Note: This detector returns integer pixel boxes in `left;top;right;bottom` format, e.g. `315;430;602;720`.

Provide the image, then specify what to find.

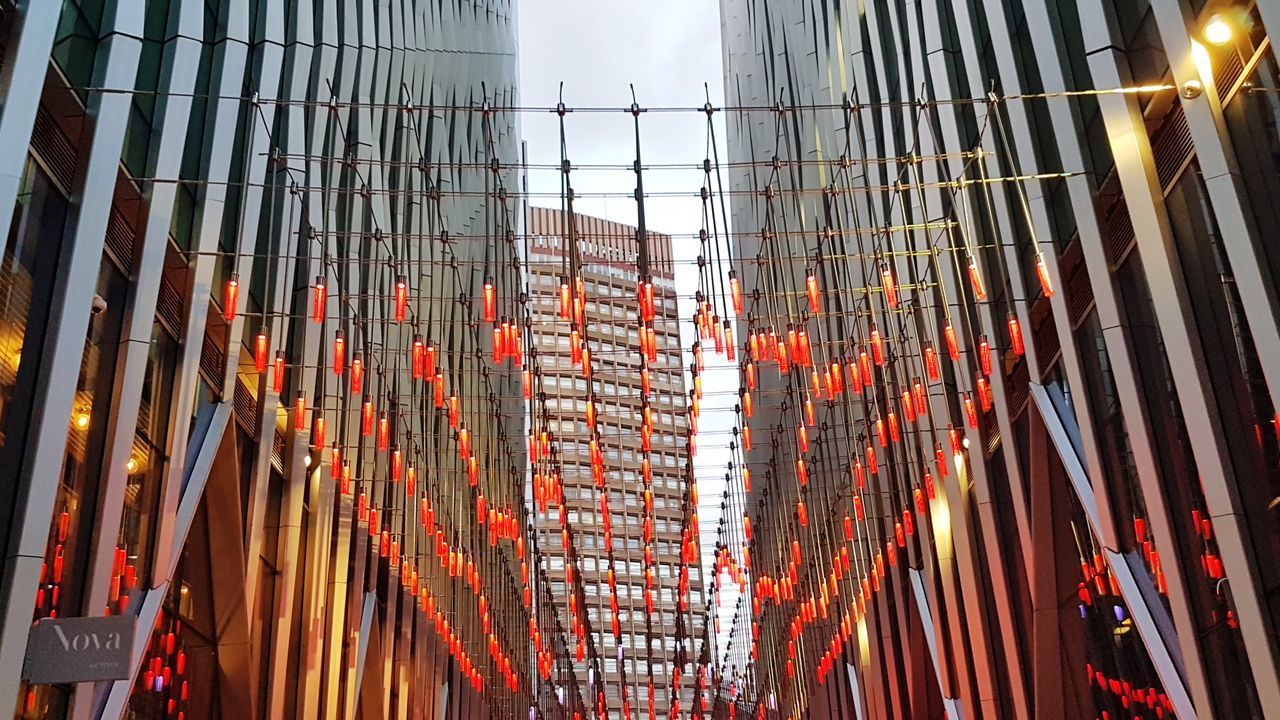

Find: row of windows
545;552;696;577
529;268;679;298
541;397;683;425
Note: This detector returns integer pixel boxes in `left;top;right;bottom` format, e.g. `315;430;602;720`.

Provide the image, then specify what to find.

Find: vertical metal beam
1017;0;1219;709
76;15;204;719
1081;3;1280;705
1147;2;1280;420
0;2;142;712
0;0;60;243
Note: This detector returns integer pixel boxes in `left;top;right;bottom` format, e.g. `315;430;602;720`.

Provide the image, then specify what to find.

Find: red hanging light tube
1008;314;1025;356
964;393;979;429
350;352;364;394
332;330;345;376
924;342;940;382
870;324;885;366
483;276;496;323
223;273;239;323
944;321;960;361
806;269;821;313
254;328;269;373
395;275;408;322
977;374;992;412
1035;252;1055;297
913;379;928;417
559;276;571;320
967;257;986;301
311;275;326;323
413;335;426;379
881;263;898;308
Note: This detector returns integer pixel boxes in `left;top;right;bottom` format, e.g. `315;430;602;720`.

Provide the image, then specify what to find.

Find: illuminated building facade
0;1;529;718
525;208;705;719
718;0;1280;717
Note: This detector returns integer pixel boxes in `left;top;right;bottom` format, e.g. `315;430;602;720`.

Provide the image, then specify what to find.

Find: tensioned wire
68;84;1177;110
114;171;1080;196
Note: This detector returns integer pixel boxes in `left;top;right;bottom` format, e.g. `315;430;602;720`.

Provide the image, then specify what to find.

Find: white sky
517;1;746;669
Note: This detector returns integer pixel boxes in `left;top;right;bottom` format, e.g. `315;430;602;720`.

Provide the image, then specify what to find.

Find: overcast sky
517;1;745;666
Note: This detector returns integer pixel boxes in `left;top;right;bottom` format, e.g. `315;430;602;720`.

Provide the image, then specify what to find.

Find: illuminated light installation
923;342;940;382
684;83;1186;719
273;352;285;394
881;263;898;307
350;352;364;394
394;275;408;322
1036;252;1055;297
944;321;960;361
332;330;345;375
10;51;1230;719
311;275;326;323
979;334;993;376
1008;314;1025;356
255;328;268;373
223;273;239;322
967;256;986;300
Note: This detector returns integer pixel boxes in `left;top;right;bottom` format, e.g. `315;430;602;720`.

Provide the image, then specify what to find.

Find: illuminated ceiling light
126;457;140;474
1203;14;1234;46
73;411;91;430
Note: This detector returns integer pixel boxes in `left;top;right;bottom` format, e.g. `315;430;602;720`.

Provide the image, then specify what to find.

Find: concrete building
525;207;704;719
718;0;1280;718
0;1;527;718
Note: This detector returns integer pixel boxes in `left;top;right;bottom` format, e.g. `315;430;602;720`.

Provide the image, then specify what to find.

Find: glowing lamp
254;328;268;373
223;273;239;322
1204;14;1234;46
311;276;326;323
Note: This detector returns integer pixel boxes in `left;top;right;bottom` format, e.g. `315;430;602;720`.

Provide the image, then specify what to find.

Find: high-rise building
524;207;704;719
0;2;529;718
717;0;1280;718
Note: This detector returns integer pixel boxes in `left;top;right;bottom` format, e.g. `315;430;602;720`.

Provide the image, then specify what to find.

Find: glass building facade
717;0;1280;718
0;1;527;718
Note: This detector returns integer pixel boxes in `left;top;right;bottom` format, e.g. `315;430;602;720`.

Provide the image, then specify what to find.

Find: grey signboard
22;615;136;684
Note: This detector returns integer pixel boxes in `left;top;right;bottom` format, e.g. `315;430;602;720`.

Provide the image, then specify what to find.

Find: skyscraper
525;207;704;719
717;0;1280;718
0;2;528;718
